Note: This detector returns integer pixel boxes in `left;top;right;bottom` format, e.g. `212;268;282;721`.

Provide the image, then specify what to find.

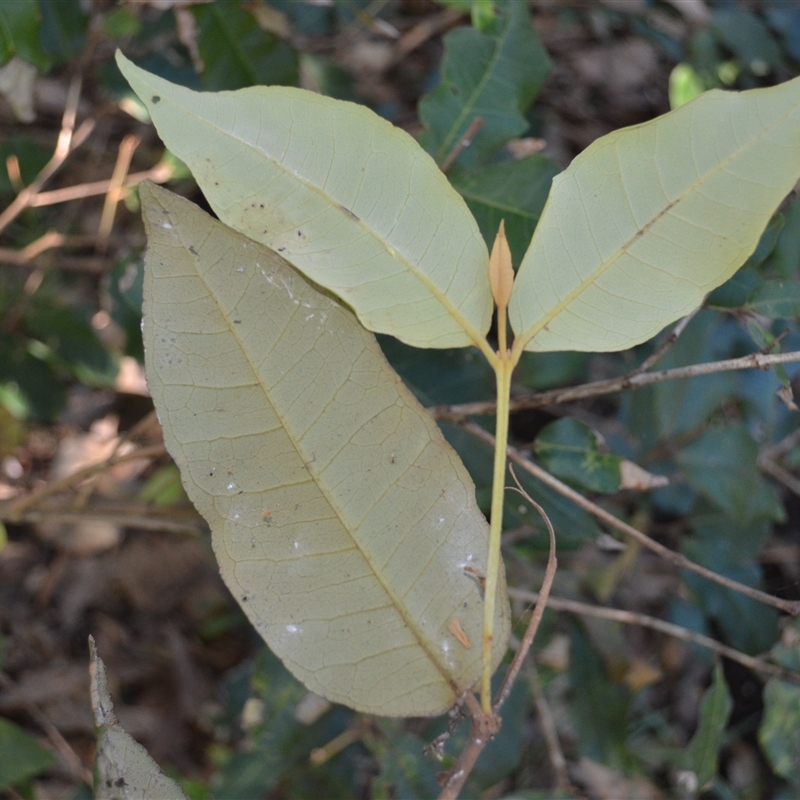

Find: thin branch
29;161;173;208
440;117;484;173
5;444;166;517
507;587;800;687
627;309;700;376
460;420;800;617
492;466;557;712
437;697;500;800
0;74;94;235
0;505;205;536
432;349;800;421
96;134;140;253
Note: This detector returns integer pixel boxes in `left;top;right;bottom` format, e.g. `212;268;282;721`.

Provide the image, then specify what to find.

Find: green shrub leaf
510;76;800;352
116;52;492;351
449;154;560;266
140;183;509;716
419;0;550;169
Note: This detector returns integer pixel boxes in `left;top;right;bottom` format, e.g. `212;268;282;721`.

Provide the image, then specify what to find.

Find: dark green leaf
770;198;800;279
743;212;785;270
37;0;88;64
0;334;65;421
759;679;800;786
568;623;632;771
0;717;55;791
193;3;297;90
534;418;621;494
26;306;118;387
620;311;738;451
682;535;779;655
367;721;441;800
747;280;800;318
107;259;144;361
0;0;48;69
713;8;783;73
515;350;590;392
706;268;763;309
0;137;51;199
419;0;550;168
449;154;560;265
679;424;785;525
684;664;732;790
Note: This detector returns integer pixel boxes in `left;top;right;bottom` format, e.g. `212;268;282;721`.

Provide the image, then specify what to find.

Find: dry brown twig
507;587;800;687
432;348;800;422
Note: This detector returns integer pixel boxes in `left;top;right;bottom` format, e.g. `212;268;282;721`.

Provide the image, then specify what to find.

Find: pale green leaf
140;183;509;717
89;637;188;800
117;52;492;351
509;76;800;353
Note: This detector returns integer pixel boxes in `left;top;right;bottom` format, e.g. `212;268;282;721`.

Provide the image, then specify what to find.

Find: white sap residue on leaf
305;313;315;322
434;516;446;530
293;540;300;550
227;482;237;491
236;266;244;274
233;513;240;520
286;624;299;633
160;221;173;229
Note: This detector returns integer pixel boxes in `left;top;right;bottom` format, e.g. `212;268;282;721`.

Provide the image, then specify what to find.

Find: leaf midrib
167;205;462;698
154;80;489;352
515;97;800;351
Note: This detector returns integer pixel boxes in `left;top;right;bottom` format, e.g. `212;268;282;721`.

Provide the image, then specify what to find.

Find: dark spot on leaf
114;778;126;787
151;95;161;103
242;595;248;602
233;319;241;324
188;245;197;255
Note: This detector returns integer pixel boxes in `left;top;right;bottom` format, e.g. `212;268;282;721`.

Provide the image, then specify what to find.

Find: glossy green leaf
509;76;800;352
0;718;55;791
746;280;800;318
193;3;297;90
679;423;785;526
534;418;621;494
141;183;509;716
89;638;188;800
419;1;550;169
759;679;800;786
117;52;492;351
449;154;561;266
683;664;732;790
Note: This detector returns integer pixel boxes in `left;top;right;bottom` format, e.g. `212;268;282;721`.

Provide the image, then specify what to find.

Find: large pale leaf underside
118;52;492;351
509;76;800;352
141;183;509;717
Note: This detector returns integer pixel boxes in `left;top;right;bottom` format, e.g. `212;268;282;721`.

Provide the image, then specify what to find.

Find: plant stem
480;352;513;713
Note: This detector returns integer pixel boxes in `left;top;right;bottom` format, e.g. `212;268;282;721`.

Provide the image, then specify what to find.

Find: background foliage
2;1;800;798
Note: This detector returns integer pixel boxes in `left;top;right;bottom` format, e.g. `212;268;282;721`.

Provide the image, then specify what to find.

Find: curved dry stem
492;466;557;712
461;420;800;618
